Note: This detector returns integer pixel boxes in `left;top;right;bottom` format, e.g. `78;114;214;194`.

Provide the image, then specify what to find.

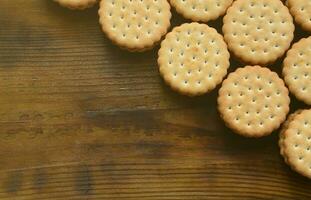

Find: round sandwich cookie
98;0;171;52
287;0;311;32
169;0;233;22
218;65;290;137
279;110;303;163
158;23;230;96
54;0;97;10
283;37;311;105
223;0;294;65
279;109;311;179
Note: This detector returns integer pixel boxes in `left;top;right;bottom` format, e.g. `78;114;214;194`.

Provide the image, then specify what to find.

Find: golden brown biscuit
279;110;303;161
283;37;311;105
223;0;294;65
169;0;233;22
98;0;171;51
218;65;290;137
280;109;311;179
158;23;230;96
287;0;311;32
54;0;97;10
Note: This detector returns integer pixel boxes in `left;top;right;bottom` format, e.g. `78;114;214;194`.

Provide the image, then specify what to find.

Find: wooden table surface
0;0;310;199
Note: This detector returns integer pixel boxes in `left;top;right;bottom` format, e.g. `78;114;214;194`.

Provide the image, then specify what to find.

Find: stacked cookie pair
279;110;311;179
54;0;311;179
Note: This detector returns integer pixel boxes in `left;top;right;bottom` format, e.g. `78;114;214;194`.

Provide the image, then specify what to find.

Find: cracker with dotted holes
169;0;233;22
283;37;311;105
279;110;303;164
158;23;230;96
223;0;294;65
54;0;97;10
287;0;311;32
279;109;311;179
218;65;290;137
98;0;171;51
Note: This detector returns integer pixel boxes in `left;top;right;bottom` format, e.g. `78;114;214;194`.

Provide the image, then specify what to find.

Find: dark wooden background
0;0;310;199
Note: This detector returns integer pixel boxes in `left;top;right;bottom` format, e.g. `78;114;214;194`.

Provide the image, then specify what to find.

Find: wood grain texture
0;0;310;199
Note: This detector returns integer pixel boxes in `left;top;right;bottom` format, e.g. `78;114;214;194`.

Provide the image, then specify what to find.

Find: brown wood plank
0;0;310;199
